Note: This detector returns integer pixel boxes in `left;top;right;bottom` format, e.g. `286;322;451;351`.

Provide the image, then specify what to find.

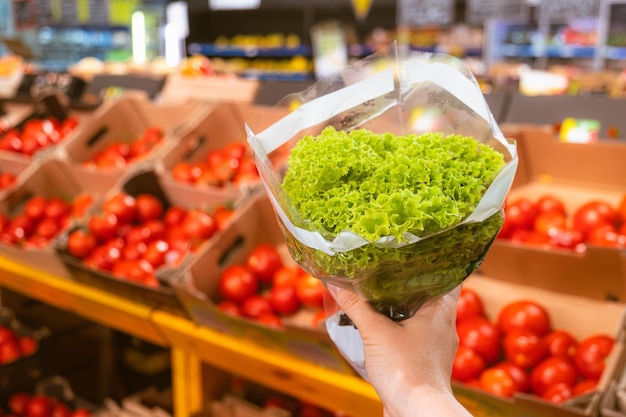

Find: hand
328;284;472;417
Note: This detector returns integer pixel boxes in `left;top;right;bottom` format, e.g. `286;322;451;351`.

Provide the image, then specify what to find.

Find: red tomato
135;194;164;223
479;367;516;397
536;195;566;217
533;212;566;236
618;193;626;224
491;361;530;393
503;329;548;369
70;408;91;417
456;316;501;365
67;229;98;258
587;224;626;248
296;275;326;309
25;395;52;417
0;172;17;189
18;336;38;356
246;243;283;285
452;345;486;382
542;382;574;404
530;356;577;396
218;265;259;303
172;162;198;183
24;196;47;220
505;198;539;230
497;300;551;336
0;339;21;363
183;210;217;240
223;142;248;161
103;193;137;224
121;241;147;261
213;205;235;230
44;197;70;220
87;214;119;242
143;240;170;268
241;295;274;319
269;284;301;316
255;312;284;329
311;309;326;328
164;206;188;227
272;265;301;288
573;201;618;239
8;392;32;415
144;219;166;240
573;334;615;380
573;379;598;396
51;402;71;417
217;300;241;317
71;193;94;218
456;287;484;323
112;259;156;285
34;217;60;239
543;330;578;359
548;228;584;250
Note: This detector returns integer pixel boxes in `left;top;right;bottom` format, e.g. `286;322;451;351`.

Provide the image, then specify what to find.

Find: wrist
383;385;471;417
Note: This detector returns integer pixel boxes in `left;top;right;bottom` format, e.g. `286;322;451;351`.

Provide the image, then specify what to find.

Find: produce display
216;242;327;329
453;287;615;404
0;117;79;157
498;193;626;249
280;127;507;320
82;127;164;170
4;392;90;417
0;323;38;365
63;191;235;287
0;193;93;248
169;141;260;189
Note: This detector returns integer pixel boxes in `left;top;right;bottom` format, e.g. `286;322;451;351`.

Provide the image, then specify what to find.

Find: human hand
327;284;472;417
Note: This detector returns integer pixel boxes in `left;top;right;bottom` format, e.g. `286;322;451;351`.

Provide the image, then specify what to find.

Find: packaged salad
246;44;518;378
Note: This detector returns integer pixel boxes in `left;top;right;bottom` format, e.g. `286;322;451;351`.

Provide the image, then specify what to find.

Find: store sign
209;0;260;10
466;0;529;25
397;0;454;27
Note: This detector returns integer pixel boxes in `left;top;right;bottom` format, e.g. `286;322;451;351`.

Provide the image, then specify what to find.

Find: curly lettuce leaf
282;126;505;242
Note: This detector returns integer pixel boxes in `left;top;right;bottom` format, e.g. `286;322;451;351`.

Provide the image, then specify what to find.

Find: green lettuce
280;126;506;320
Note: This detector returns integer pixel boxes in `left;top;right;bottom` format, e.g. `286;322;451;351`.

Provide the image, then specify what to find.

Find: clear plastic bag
247;43;518;377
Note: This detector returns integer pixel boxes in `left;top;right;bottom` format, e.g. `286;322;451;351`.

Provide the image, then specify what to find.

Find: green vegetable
281;126;506;320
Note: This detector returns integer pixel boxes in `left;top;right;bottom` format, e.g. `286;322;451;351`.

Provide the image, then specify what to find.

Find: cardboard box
478;126;626;301
56;169;242;317
454;273;626;417
0;158;95;278
0;153;30;199
156;102;255;201
159;75;260;105
173;192;355;375
58;95;204;194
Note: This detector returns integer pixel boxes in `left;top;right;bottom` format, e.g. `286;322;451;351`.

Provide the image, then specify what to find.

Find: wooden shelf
0;255;382;417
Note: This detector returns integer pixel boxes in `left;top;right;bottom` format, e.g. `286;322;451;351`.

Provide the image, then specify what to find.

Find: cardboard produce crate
173;192;354;374
156;102;256;201
454;273;626;417
57;95;205;194
0;158;95;278
0;153;30;199
478;126;626;302
56;169;242;317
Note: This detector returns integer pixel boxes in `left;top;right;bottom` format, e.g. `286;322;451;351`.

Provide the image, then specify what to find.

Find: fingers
327;284;393;331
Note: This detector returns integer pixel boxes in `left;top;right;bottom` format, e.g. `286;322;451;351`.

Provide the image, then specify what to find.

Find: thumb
327;284;392;331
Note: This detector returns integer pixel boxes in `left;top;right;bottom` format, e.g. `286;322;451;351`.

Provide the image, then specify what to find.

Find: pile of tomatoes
65;191;235;287
0;194;93;249
499;193;626;250
4;392;90;417
216;243;327;329
0;324;38;365
453;288;615;403
0;117;79;157
170;141;259;189
82;127;165;170
0;171;17;191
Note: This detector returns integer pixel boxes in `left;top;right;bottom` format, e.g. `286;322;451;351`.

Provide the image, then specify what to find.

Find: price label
466;0;528;25
539;0;599;19
397;0;454;27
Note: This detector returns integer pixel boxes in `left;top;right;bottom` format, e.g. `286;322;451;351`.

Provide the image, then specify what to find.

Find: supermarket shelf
187;43;312;57
545;45;596;58
0;255;169;346
606;46;626;60
152;310;382;417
